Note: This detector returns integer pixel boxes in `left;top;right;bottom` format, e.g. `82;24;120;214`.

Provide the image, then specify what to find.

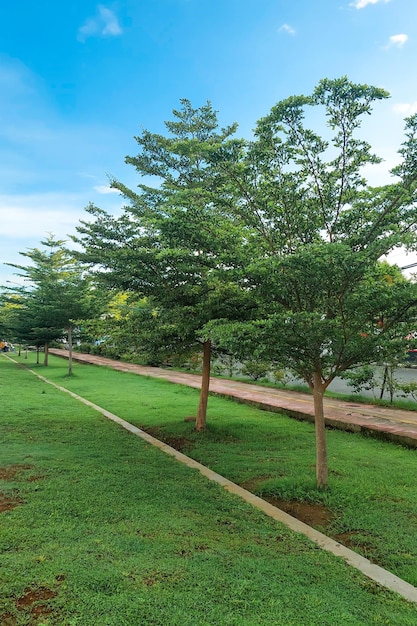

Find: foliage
74;78;417;484
397;381;417;402
241;359;270;381
342;365;378;397
204;78;417;487
3;235;104;370
74;101;256;429
212;353;240;378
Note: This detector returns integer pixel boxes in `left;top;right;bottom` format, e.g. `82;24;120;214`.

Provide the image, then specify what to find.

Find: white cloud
350;0;391;8
386;33;408;48
0;188;125;284
393;101;417;115
279;23;296;35
93;185;120;194
78;5;123;42
0;195;84;238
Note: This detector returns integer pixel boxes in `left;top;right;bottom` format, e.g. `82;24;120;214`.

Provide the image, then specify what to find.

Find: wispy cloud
279;23;296;36
393;101;417;115
94;185;120;195
350;0;391;8
0;195;83;238
78;5;123;42
386;33;408;48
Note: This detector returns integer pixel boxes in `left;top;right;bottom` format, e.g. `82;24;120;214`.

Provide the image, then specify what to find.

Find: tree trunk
195;340;211;432
43;342;49;367
388;365;395;404
67;326;73;377
36;347;39;365
313;371;328;489
379;365;388;400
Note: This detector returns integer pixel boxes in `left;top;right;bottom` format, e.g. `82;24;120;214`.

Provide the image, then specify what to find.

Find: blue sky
1;0;417;284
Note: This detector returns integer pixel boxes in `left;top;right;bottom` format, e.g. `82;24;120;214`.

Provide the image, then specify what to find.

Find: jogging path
50;349;417;448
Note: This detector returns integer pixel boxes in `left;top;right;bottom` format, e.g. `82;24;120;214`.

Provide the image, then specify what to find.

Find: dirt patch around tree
263;496;336;528
143;427;193;453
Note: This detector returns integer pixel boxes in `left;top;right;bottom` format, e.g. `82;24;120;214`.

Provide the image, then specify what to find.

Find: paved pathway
50;349;417;448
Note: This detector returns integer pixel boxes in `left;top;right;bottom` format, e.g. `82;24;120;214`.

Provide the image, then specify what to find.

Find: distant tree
5;235;102;374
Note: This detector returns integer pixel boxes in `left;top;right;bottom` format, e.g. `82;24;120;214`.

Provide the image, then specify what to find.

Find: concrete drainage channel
9;356;417;605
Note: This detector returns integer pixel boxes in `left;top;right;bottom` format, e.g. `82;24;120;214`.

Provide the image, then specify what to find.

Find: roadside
50;348;417;448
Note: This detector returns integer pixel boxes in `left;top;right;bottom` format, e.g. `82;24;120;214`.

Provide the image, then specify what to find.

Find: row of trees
73;78;417;488
2;77;417;488
1;236;102;375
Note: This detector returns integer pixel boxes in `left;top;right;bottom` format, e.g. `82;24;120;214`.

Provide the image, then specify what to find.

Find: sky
1;0;417;285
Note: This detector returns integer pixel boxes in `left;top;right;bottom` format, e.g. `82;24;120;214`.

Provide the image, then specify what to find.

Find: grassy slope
1;354;417;624
37;355;417;584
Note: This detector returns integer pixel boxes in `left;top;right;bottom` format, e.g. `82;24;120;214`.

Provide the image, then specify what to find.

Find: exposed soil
0;493;23;512
263;496;336;528
0;465;44;513
142;571;172;587
260;495;377;559
16;586;57;606
333;530;376;554
163;436;192;452
144;427;193;453
0;464;34;480
239;476;273;492
0;587;58;624
144;426;161;438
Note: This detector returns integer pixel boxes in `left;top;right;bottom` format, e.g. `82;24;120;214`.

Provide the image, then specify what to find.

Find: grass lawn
1;354;417;625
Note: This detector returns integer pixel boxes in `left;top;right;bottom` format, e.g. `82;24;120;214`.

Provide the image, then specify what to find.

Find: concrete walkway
50;349;417;448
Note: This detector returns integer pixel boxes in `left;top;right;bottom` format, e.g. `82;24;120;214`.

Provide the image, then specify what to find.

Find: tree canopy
74;100;255;429
205;77;417;486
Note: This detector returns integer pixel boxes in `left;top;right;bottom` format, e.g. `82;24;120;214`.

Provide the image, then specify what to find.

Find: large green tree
75;100;253;430
206;78;417;487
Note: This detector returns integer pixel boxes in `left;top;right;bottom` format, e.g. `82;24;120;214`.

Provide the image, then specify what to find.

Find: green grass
1;354;417;624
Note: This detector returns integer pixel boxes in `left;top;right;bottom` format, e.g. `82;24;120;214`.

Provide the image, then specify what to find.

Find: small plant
213;353;239;378
241;359;270;381
272;368;292;387
342;366;378;398
397;381;417;403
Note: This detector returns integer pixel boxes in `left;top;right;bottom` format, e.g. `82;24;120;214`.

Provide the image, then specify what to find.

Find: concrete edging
9;356;417;605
